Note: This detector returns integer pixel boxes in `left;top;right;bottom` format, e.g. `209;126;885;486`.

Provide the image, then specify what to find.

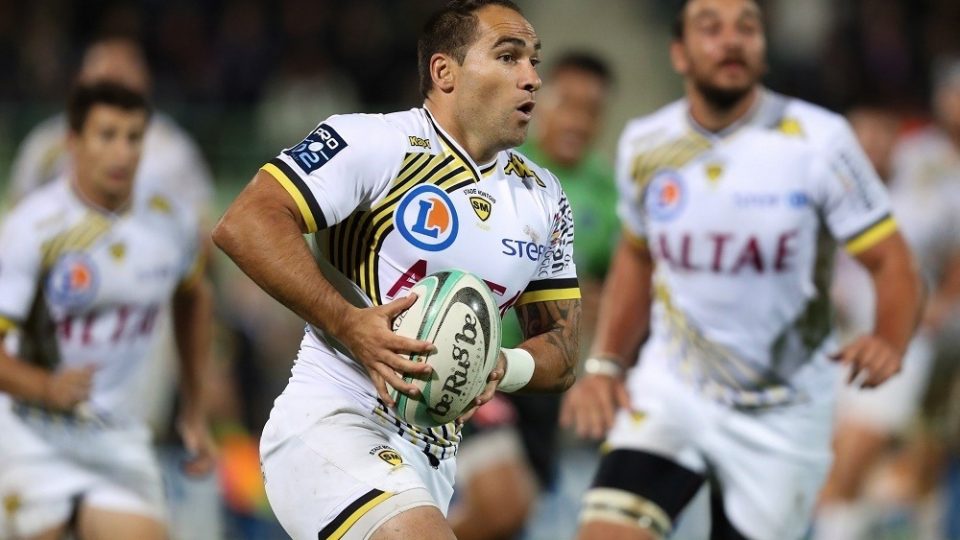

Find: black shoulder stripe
270;157;328;230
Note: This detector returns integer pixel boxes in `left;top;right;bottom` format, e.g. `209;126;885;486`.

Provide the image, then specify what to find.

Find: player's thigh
369;505;454;540
261;408;452;540
711;401;834;540
76;505;166;540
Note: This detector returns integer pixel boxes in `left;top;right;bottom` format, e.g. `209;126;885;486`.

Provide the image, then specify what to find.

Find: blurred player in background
815;100;960;539
6;36;221;540
213;1;581;539
0;82;215;540
560;0;923;538
7;37;213;218
450;50;616;540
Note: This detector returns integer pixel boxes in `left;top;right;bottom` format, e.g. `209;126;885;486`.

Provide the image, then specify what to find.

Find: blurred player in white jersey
0;82;215;540
817;72;960;540
6;36;221;540
7;37;213;218
213;1;581;539
560;0;924;539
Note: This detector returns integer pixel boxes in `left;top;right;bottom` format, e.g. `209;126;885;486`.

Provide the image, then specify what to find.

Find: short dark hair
67;81;151;133
548;51;614;87
672;0;763;40
417;0;524;98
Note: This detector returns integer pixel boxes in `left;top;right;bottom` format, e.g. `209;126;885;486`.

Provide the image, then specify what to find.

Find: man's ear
669;41;688;76
431;53;456;93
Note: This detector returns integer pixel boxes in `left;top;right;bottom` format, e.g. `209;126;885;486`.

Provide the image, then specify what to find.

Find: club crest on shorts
396;184;459;251
646;171;686;221
370;445;403;467
46;252;100;308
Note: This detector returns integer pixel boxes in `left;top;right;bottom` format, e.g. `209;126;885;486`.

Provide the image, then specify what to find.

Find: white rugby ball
390;269;501;427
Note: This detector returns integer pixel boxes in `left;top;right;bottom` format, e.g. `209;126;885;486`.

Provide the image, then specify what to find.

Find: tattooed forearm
514;299;581;391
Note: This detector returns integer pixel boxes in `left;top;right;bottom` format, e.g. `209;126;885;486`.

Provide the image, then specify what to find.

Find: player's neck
72;175;132;214
686;86;760;133
424;101;498;164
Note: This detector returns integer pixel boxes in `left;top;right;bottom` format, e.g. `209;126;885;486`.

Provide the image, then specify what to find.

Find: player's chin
502;124;529;149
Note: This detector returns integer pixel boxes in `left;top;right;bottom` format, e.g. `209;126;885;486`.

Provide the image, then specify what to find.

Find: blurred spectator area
0;0;959;204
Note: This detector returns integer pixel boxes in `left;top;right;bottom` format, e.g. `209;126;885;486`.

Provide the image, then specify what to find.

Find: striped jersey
0;178;201;423
262;107;579;457
617;89;896;407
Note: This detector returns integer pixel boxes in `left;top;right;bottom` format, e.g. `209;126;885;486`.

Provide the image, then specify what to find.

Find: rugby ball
390;270;501;427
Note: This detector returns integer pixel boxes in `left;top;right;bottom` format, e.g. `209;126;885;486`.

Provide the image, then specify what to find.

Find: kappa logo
46;252;99;308
396;184;459;251
646;171;686;221
504;153;545;187
370;445;403;467
408;135;431;149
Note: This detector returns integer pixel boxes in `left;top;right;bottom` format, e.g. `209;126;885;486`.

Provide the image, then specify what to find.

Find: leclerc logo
646;170;686;221
47;252;100;308
396;184;459;251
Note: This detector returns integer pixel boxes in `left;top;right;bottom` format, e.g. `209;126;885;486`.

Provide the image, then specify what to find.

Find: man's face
671;0;766;107
537;68;608;167
70;105;148;202
454;5;541;153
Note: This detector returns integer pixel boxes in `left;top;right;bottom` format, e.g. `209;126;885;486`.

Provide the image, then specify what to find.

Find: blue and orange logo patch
46;252;100;308
646;171;686;221
396;185;459;251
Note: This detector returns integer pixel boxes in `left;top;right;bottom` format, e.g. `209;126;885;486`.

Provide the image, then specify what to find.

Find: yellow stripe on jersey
176;247;207;292
630;131;712;191
0;316;17;332
516;287;581;306
621;227;647;250
324;491;394;540
845;216;897;255
261;162;319;233
41;213;112;269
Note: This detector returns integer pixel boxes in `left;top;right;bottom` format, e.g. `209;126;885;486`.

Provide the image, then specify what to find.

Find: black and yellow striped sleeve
844;214;898;255
515;277;581;307
319;489;394;540
260;158;328;233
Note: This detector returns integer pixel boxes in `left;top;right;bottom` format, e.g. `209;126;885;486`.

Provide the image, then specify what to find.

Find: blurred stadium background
1;0;960;539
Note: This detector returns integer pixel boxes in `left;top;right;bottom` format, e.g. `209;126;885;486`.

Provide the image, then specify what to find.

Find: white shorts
604;354;836;540
835;332;934;433
260;384;457;540
0;402;165;538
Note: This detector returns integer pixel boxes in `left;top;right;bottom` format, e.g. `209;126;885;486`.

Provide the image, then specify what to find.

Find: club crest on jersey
396;184;460;251
469;196;492;221
46;252;99;308
646;171;686;221
370;445;403;467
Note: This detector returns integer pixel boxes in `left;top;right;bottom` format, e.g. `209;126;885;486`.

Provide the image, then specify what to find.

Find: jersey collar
684;87;769;141
422;106;498;183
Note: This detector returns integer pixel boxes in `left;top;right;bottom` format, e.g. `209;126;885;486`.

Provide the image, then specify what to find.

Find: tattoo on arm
516;298;581;374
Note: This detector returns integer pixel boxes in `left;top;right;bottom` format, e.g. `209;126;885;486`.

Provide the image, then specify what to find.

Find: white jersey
0;178;200;424
262;107;579;456
617;89;895;407
7;113;213;219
